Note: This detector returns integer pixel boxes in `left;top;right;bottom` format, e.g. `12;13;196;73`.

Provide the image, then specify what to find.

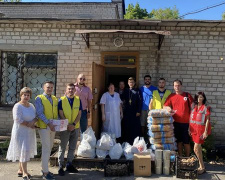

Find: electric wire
179;1;225;18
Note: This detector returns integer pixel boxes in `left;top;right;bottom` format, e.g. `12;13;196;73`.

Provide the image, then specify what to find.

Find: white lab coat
100;92;122;138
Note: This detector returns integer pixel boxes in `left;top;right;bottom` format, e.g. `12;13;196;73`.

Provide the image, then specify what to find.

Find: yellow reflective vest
36;94;58;129
152;89;171;109
61;96;80;129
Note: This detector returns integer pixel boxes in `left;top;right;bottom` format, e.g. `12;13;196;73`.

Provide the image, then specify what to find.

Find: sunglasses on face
79;78;86;81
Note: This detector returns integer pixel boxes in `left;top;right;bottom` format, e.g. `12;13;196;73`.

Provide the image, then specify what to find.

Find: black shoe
58;168;65;176
66;164;79;173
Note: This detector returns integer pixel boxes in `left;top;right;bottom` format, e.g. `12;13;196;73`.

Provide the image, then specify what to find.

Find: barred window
0;52;57;106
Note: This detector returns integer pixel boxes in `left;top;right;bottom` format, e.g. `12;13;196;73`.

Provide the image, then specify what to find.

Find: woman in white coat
100;83;123;138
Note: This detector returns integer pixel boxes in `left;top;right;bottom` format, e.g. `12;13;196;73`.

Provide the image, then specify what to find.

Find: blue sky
21;0;225;20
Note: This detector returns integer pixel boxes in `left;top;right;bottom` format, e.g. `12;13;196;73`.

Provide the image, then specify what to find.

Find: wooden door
92;62;105;139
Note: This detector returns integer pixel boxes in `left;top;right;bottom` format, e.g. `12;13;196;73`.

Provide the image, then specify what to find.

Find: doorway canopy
75;28;171;50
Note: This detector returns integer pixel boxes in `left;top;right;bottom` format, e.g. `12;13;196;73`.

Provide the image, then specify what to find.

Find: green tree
124;3;151;19
124;3;180;20
150;6;180;20
222;12;225;20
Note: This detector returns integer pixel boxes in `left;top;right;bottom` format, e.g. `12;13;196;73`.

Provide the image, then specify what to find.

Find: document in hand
48;119;68;131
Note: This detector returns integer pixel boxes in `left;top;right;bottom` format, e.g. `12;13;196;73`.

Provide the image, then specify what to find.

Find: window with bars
0;52;57;106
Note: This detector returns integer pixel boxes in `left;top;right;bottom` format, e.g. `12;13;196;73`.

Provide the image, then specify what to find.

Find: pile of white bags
77;127;96;158
122;136;147;160
95;133;116;159
147;109;177;151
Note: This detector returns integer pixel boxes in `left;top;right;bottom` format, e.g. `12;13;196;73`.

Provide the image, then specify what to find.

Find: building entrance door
91;62;105;139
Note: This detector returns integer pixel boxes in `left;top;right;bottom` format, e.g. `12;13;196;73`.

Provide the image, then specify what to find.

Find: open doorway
105;67;136;90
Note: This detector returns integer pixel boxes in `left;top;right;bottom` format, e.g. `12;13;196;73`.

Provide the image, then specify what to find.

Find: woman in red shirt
189;92;211;175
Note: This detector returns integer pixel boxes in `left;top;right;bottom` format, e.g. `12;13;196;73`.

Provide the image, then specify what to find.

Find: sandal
22;176;30;180
18;173;23;177
198;168;206;175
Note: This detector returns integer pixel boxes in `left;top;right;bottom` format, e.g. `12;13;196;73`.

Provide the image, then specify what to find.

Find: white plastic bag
82;127;96;148
77;141;95;158
123;142;133;160
95;140;108;158
133;137;147;153
99;133;114;150
109;143;123;160
96;148;108;159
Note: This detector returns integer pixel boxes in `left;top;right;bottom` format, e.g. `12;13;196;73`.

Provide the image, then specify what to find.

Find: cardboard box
134;152;151;176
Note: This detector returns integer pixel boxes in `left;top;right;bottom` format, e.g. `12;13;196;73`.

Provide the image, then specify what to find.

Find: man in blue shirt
139;75;157;137
58;83;82;176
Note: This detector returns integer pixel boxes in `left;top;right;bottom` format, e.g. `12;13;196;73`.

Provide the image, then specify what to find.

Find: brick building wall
0;22;224;145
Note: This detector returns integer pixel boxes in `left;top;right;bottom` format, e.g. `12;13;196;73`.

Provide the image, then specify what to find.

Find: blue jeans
80;110;87;133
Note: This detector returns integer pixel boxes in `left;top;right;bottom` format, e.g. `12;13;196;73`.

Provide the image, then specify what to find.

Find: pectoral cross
129;99;132;105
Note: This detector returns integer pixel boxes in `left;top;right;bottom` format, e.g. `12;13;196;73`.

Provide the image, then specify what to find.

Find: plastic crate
104;159;130;177
176;169;198;179
176;155;198;170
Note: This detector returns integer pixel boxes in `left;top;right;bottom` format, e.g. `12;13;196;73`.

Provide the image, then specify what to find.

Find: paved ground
0;160;224;180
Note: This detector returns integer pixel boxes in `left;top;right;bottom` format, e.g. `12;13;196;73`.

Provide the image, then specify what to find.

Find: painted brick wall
0;22;224;145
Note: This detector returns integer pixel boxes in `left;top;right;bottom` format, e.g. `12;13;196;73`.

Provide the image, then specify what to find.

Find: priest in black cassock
121;77;142;144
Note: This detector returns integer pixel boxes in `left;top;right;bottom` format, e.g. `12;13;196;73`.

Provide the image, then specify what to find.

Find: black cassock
121;88;142;144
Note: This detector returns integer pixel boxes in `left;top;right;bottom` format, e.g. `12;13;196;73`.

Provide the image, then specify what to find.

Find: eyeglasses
79;78;86;81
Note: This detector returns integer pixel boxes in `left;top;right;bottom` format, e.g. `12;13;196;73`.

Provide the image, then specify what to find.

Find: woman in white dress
100;83;123;138
6;87;38;180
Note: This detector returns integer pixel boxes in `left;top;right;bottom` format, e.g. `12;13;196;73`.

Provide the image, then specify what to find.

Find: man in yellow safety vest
57;83;82;176
35;81;58;180
149;78;171;110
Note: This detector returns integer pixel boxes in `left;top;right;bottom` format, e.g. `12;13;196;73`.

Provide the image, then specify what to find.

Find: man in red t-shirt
164;79;193;157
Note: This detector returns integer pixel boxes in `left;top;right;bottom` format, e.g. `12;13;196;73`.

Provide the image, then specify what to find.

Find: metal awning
75;29;171;50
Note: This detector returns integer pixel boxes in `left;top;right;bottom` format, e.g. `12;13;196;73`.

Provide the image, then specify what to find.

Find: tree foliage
222;12;225;20
151;6;180;20
124;3;151;19
124;3;180;20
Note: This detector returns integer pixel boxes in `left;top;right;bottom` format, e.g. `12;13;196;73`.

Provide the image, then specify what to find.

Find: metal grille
0;52;57;105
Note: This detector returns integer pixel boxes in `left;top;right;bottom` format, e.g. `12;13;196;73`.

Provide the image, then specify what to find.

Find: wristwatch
87;111;90;113
72;122;76;126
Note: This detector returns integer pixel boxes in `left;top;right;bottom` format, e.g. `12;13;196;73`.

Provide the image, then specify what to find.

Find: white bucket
155;166;162;175
155;149;163;159
163;150;171;160
163;167;170;175
163;159;170;168
155;159;162;168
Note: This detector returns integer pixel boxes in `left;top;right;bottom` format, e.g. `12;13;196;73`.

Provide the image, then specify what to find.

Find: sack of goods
149;137;176;144
148;130;174;138
77;127;96;158
148;109;171;117
122;137;148;160
109;143;123;159
96;140;108;158
148;109;176;151
148;124;174;132
123;142;134;160
133;136;147;153
96;133;116;159
151;143;177;151
147;116;173;125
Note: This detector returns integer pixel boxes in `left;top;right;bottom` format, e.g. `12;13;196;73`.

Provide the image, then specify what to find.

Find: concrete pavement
0;160;224;180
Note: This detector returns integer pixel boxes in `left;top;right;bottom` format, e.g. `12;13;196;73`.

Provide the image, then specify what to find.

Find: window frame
101;51;139;85
0;51;58;107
